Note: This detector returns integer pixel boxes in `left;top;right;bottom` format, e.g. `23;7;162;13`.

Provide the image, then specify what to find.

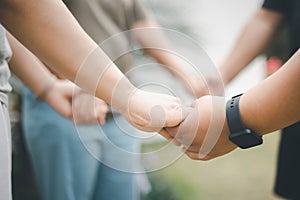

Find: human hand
43;80;108;125
166;96;237;160
72;90;108;125
120;89;188;135
43;79;74;120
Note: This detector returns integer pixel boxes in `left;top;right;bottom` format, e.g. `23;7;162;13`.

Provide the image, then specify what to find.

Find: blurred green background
12;121;284;200
141;133;284;200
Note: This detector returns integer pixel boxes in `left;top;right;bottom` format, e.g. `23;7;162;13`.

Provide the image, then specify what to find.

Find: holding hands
166;96;236;160
26;58;231;161
121;89;188;133
42;79;74;120
72;89;108;125
43;79;108;125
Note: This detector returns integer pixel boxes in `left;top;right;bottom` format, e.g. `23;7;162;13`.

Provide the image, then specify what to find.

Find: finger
99;104;108;115
96;105;107;125
165;107;194;145
165;120;190;145
102;106;108;114
85;106;101;125
72;95;85;120
183;149;212;161
97;116;106;126
164;105;192;128
162;97;182;128
183;144;201;153
159;128;181;146
159;128;174;141
169;138;181;146
96;110;106;126
165;125;180;138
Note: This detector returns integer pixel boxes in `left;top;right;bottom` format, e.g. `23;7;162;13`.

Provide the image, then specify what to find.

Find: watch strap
226;94;245;133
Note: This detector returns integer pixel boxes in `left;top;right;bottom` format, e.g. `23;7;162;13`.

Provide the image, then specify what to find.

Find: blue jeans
22;87;140;200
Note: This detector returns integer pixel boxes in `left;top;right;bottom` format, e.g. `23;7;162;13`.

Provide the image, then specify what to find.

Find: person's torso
65;0;141;74
263;0;300;55
285;0;300;54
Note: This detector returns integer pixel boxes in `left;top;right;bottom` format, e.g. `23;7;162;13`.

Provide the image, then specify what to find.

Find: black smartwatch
226;94;263;149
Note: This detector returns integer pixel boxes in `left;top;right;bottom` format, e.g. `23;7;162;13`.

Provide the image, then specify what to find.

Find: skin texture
132;19;206;98
0;0;185;132
219;9;284;85
7;32;108;124
72;90;108;125
185;9;284;97
167;49;300;160
164;8;290;160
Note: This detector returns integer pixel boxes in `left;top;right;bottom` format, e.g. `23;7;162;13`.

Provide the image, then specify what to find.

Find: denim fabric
22;87;140;200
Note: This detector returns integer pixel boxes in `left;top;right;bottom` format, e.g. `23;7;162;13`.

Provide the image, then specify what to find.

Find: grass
142;132;285;200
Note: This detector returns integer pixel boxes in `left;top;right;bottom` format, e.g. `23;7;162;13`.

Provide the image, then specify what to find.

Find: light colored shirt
0;25;12;106
64;0;148;74
64;0;149;114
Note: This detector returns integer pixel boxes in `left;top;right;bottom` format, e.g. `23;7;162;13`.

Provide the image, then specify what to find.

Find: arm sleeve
133;0;149;21
126;0;150;27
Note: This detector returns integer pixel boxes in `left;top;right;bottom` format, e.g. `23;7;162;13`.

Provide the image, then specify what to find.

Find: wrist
177;68;193;81
239;94;264;136
226;94;263;149
223;116;237;148
36;75;57;101
109;79;137;114
219;72;230;86
219;65;233;86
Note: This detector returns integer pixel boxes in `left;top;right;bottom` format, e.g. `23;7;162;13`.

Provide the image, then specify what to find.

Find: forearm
148;49;192;80
132;19;192;79
7;32;56;98
0;0;134;106
240;49;300;135
0;0;95;78
219;9;283;85
0;1;185;132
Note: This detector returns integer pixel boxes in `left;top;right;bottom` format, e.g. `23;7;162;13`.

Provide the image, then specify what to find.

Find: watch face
229;129;263;149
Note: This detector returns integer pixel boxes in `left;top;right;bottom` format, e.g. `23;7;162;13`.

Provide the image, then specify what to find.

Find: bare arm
132;20;186;76
7;32;55;99
0;0;184;131
220;9;284;85
8;32;109;124
7;31;74;118
167;49;300;160
0;0;132;105
132;19;206;97
240;49;300;135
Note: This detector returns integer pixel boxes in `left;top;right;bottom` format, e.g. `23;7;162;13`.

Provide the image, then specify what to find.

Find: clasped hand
165;96;237;160
46;80;235;160
44;80;108;125
125;78;235;160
